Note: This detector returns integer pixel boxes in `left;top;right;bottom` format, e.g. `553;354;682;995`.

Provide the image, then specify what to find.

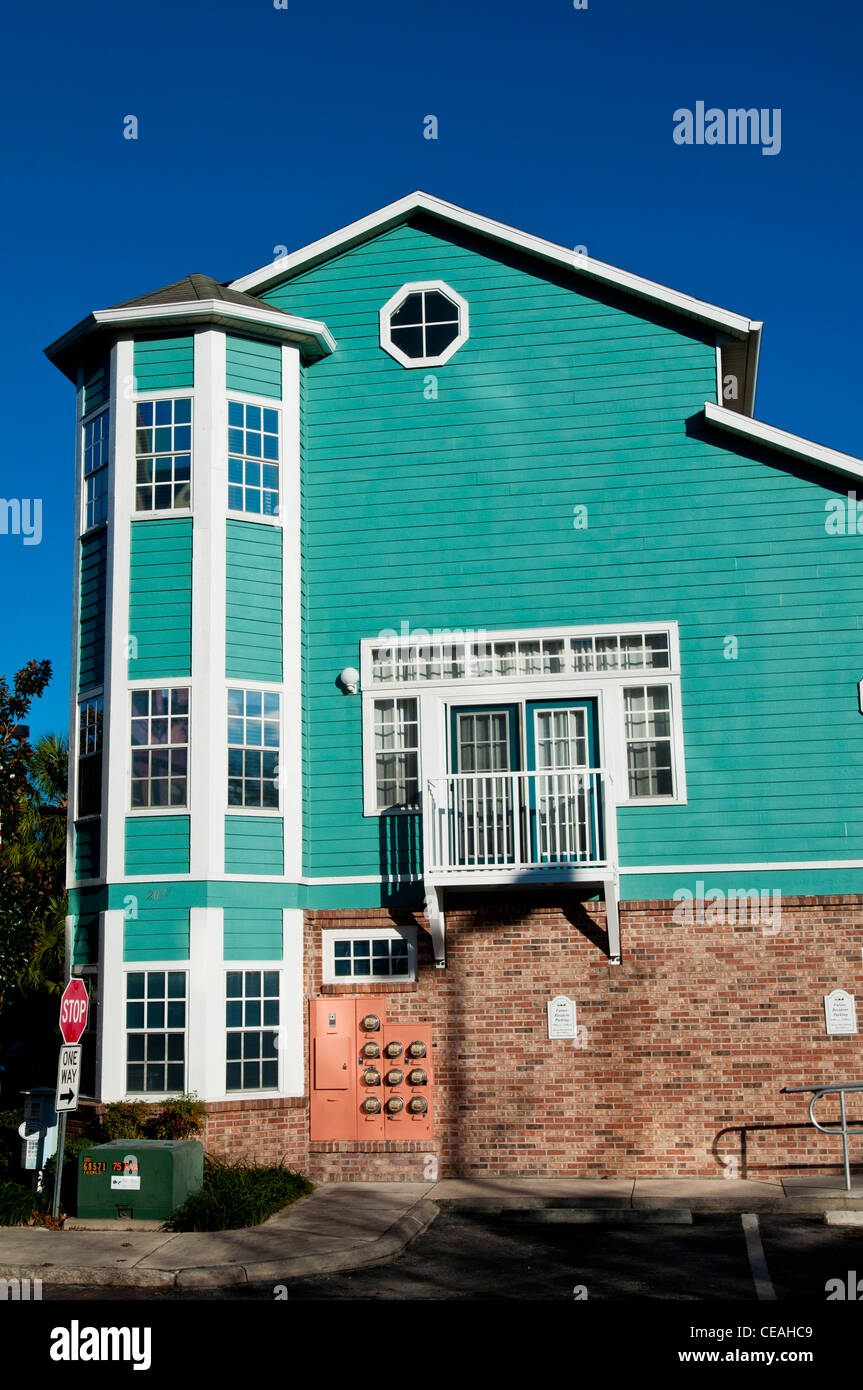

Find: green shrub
165;1156;312;1232
149;1093;205;1140
0;1179;39;1226
101;1101;149;1141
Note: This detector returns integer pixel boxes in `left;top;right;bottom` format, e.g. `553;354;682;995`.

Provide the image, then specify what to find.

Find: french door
450;706;518;865
526;700;601;863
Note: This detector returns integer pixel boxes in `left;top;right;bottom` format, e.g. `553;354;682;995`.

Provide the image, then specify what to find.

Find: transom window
130;687;189;808
367;627;672;686
380;280;469;368
135;398;192;511
324;927;417;983
624;686;674;797
227;689;280;807
228;402;279;516
125;970;186;1093
373;698;419;810
226;971;279;1091
83;410;110;531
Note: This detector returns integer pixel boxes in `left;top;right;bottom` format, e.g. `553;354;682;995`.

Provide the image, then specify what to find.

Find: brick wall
303;893;863;1181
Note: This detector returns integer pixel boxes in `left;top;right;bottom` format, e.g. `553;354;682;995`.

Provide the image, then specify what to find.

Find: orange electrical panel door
314;1034;350;1089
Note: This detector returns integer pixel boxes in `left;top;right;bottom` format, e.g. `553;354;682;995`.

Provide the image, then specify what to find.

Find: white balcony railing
425;768;609;877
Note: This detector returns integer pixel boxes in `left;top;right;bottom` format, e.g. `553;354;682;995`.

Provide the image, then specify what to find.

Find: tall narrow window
126;971;186;1093
226;971;279;1091
228;402;279;516
77;696;104;817
135;398;192;511
130;688;189;807
227;689;280;807
624;686;674;797
83;410;110;530
373;698;419;810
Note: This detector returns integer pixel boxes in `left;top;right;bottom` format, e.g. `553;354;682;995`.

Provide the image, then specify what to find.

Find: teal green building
46;192;863;1131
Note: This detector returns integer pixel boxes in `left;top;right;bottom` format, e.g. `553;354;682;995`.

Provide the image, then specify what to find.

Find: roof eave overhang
704;401;863;483
44;299;336;381
231;190;760;343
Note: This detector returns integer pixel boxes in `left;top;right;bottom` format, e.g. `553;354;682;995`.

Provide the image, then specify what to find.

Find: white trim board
703;401;863;483
231;191;761;345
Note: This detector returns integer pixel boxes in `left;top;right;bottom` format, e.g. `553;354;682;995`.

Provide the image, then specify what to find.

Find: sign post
51;980;89;1219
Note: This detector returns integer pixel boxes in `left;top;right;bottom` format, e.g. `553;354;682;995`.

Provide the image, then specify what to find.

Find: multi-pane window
368;629;671;685
77;696;104;817
83;410;110;530
228;402;279;516
624;686;674;797
130;688;189;807
135;398;192;511
226;971;279;1091
330;933;413;981
373;698;419;810
227;690;280;807
125;971;186;1093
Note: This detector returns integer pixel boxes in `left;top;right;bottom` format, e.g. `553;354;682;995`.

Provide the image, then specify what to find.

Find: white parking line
741;1212;777;1300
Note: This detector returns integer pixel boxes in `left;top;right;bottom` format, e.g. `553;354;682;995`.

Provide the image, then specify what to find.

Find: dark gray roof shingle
110;273;281;313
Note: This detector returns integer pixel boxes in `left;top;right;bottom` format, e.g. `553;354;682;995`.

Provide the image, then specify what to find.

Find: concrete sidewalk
2;1176;863;1289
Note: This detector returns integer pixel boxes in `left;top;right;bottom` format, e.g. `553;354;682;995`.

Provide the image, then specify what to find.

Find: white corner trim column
190;329;227;878
281;345;303;882
103;338;135;885
98;909;127;1101
189;906;224;1100
281;908;304;1095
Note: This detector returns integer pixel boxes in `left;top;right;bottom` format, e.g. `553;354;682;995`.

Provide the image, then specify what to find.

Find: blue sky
1;0;860;736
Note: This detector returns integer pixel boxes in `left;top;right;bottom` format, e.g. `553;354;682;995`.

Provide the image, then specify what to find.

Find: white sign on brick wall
547;995;578;1040
824;989;858;1036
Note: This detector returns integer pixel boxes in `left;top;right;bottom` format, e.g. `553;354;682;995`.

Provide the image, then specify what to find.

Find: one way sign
55;1044;82;1112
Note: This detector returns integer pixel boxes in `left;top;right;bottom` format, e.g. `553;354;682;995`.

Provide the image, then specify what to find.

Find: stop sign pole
51;980;89;1219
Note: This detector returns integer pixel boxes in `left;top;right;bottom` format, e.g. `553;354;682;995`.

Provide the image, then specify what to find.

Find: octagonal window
379;280;469;368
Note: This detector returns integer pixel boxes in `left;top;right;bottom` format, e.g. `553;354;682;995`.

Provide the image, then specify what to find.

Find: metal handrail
782;1082;863;1191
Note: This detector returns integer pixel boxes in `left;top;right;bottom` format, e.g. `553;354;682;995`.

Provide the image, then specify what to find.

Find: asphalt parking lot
40;1211;863;1301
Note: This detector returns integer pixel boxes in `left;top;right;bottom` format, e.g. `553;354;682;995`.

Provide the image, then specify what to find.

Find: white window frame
322;926;418;984
226;393;281;522
133;393;194;518
224;966;281;1094
226;684;282;813
128;683;191;814
82;405;111;533
76;691;104;821
379;279;469;369
123;965;189;1099
359;622;687;812
363;695;422;816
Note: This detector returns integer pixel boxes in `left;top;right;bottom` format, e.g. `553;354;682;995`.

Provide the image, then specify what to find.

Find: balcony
424;768;611;884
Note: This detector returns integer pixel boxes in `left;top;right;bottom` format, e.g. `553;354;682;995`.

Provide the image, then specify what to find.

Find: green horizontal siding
258;218;863;885
129;519;192;678
226;334;281;399
223;907;283;960
225;816;284;875
72;912;98;966
133;336;194;391
124;907;190;962
125;816;191;876
74;822;101;881
225;519;282;680
78;530;107;691
83;360;109;416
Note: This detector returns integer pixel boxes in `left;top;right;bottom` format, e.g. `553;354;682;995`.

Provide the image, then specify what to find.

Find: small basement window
379;280;469;368
323;927;418;984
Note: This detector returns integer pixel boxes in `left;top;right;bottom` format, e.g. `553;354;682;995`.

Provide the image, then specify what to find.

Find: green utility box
77;1140;204;1220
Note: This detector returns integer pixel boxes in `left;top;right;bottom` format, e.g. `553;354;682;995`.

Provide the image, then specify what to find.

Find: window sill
321;981;418;995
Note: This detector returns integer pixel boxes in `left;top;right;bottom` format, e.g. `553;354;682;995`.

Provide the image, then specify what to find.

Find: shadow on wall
713;1123;863;1181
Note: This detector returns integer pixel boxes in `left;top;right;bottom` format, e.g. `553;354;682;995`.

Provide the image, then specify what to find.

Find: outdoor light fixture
339;666;360;694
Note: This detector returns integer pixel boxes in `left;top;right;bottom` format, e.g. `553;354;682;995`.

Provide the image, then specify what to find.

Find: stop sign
58;979;89;1044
